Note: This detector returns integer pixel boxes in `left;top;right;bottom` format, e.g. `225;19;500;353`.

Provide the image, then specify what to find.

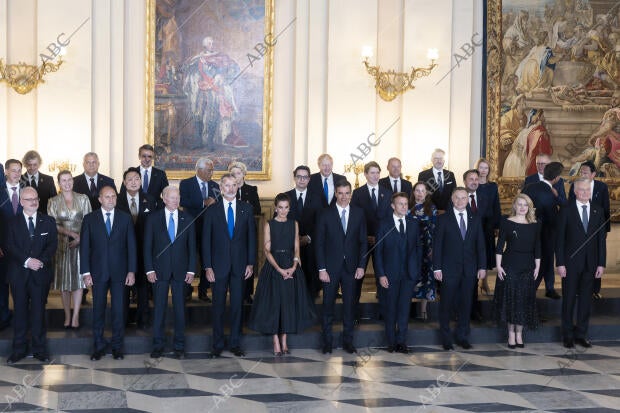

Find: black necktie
297;193;304;220
393;179;397;193
371;188;377;210
399;218;405;237
28;216;35;237
30;176;37;189
437;172;443;192
89;178;97;195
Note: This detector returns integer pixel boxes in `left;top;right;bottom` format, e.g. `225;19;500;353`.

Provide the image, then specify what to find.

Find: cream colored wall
0;0;483;195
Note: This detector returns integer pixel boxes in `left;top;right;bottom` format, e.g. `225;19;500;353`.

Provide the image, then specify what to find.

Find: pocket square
40;232;49;236
144;208;150;213
445;181;454;185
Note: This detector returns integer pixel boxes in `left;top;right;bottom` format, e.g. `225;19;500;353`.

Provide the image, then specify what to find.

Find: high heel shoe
273;351;282;357
282;348;290;355
507;342;516;349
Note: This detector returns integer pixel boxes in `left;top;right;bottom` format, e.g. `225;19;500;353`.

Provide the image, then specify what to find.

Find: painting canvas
485;0;620;214
146;0;273;180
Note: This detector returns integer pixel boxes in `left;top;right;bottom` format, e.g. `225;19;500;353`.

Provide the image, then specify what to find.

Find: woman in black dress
248;194;317;355
494;193;541;349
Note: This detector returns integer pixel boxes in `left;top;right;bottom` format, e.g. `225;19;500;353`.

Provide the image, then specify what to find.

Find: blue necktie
168;212;175;242
28;216;35;237
323;178;329;203
227;202;234;239
201;181;207;200
143;170;149;193
105;212;112;235
341;208;347;233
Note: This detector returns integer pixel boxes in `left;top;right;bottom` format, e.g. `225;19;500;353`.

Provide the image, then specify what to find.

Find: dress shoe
7;353;26;365
198;294;212;303
0;318;11;332
442;343;454;351
456;340;472;350
545;290;561;300
593;292;603;299
208;349;222;359
386;345;395;353
322;344;332;354
563;338;575;348
33;352;50;362
244;297;253;305
150;349;163;359
343;344;357;354
575;338;592;348
396;344;409;354
230;347;245;357
112;350;124;360
90;350;105;361
174;350;186;359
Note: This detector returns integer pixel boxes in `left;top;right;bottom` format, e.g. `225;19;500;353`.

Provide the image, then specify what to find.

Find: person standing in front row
80;186;136;361
248;193;317;356
556;177;606;349
433;187;486;351
315;180;367;354
202;174;256;358
373;192;421;353
5;187;57;364
494;194;541;349
144;186;196;359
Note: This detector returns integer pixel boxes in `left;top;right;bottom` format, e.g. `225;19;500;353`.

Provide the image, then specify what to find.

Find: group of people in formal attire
0;146;610;363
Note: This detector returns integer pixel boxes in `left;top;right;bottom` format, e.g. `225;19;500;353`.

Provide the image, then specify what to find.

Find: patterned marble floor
0;341;619;412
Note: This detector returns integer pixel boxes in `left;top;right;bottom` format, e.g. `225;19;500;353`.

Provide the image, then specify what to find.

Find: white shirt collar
6;182;19;191
23;211;37;222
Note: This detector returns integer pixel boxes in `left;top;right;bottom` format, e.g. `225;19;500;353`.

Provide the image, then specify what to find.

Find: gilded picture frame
145;0;273;180
485;0;620;219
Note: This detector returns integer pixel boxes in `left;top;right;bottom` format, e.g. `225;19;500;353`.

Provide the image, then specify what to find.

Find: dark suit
73;173;117;210
116;190;157;325
284;188;322;297
468;191;496;317
180;176;220;296
142;166;168;202
432;209;486;346
524;173;567;206
417;169;456;211
308;172;346;208
523;181;560;294
555;202;606;341
80;209;137;352
202;199;256;351
237;183;261;300
569;179;610;295
315;204;367;347
5;213;57;355
144;209;196;351
351;184;392;303
0;184;24;325
477;182;502;269
379;176;413;198
373;216;421;347
22;173;57;214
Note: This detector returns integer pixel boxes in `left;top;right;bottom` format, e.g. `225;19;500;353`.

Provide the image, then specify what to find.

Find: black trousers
125;272;150;324
535;229;556;294
152;276;186;351
439;273;476;345
10;277;47;354
92;278;126;351
561;269;595;340
212;271;245;351
322;265;356;346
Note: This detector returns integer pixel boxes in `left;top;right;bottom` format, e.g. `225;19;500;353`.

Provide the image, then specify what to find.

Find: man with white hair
180;157;220;301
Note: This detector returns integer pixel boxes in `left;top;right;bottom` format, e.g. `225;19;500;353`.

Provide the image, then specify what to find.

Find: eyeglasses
295;175;310;180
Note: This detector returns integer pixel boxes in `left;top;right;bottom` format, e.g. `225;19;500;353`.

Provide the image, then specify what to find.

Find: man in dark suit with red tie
308;154;346;208
21;150;57;214
180;157;220;302
417;149;456;211
117;168;157;328
202;174;256;358
5;187;58;364
80;186;137;361
433;187;486;350
315;180;368;354
523;161;563;299
144;186;196;359
556;177;606;349
284;165;322;298
568;161;610;300
379;157;413;198
73;152;117;210
373;192;421;353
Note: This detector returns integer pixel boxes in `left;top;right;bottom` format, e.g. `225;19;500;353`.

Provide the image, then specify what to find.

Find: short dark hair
364;161;381;174
452;186;468;195
580;160;596;174
5;159;22;170
462;169;479;181
123;167;141;181
293;165;311;177
274;192;291;206
139;144;155;153
543;162;563;181
391;191;408;204
335;179;351;190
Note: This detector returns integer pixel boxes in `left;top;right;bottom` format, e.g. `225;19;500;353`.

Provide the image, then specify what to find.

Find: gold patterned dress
47;192;92;291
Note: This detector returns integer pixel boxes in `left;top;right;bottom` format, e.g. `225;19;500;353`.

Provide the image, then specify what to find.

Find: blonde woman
493;194;541;349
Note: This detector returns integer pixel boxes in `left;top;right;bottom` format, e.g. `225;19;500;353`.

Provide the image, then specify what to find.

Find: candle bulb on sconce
427;48;439;61
361;45;373;60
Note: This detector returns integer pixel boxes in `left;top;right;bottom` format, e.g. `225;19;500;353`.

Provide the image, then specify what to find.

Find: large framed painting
486;0;620;219
145;0;273;180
